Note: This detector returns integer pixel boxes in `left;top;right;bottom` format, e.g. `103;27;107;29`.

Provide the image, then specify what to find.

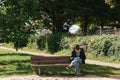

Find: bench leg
38;68;41;75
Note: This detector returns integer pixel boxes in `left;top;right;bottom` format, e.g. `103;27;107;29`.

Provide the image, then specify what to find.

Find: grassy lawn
0;49;120;78
55;50;120;64
40;65;120;78
0;49;35;77
86;53;120;64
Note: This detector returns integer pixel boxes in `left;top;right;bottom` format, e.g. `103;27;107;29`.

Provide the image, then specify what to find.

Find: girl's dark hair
75;44;80;50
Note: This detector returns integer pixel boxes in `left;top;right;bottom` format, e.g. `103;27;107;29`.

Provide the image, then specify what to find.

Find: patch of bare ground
0;75;119;80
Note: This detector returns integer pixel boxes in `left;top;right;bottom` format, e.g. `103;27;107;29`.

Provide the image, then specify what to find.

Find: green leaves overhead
0;0;120;49
0;0;41;50
105;0;120;8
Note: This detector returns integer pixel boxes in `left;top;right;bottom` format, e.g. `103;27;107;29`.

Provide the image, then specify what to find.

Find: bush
87;24;98;35
47;33;63;53
37;36;46;50
59;37;70;50
25;33;120;62
27;36;38;49
14;37;28;51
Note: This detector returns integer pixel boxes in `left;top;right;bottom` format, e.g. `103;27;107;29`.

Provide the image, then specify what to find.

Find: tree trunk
52;17;64;33
100;25;104;35
81;22;88;36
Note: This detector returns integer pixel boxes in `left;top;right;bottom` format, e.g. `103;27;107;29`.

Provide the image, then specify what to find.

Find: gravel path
0;75;119;80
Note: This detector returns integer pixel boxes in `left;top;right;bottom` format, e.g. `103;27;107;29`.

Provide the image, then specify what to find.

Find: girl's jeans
71;57;82;75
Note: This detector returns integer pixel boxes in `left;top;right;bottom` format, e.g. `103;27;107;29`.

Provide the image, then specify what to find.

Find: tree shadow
40;64;120;78
0;53;120;79
0;53;34;65
0;52;33;56
0;52;34;77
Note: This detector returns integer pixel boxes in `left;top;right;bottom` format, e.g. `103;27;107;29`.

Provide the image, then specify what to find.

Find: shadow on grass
0;52;33;56
0;53;33;65
39;64;120;78
0;53;34;77
81;64;120;77
0;53;120;78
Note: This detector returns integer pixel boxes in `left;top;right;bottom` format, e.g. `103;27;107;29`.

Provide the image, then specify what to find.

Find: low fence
95;28;120;36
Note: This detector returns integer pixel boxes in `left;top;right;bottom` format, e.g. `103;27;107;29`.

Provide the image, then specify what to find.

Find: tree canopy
105;0;120;8
0;0;120;49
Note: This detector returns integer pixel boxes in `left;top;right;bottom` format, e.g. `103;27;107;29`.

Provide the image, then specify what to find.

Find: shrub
25;33;120;62
47;33;63;53
27;36;38;49
37;36;46;50
87;24;98;35
14;37;28;51
102;40;112;56
59;37;70;50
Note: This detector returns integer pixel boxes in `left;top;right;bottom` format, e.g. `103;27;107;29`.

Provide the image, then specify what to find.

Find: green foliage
108;40;120;61
54;49;71;56
1;0;120;49
87;24;98;35
105;0;120;8
27;36;38;49
47;33;63;53
46;34;120;62
0;0;40;50
0;49;120;77
0;52;34;77
59;37;70;50
37;36;46;50
25;33;120;62
13;35;29;51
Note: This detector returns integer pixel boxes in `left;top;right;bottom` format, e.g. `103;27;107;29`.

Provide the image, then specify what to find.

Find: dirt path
0;46;120;68
0;46;120;80
0;75;119;80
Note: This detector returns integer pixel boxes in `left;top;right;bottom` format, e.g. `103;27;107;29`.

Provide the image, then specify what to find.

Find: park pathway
0;46;120;68
0;46;120;80
0;75;119;80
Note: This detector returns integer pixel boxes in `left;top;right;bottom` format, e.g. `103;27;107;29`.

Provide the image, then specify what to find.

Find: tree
0;0;40;50
1;0;120;50
39;0;112;35
92;0;112;30
105;0;120;27
105;0;120;8
72;0;112;35
38;0;75;32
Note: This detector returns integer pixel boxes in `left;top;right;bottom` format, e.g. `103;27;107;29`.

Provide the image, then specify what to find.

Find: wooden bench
31;56;86;75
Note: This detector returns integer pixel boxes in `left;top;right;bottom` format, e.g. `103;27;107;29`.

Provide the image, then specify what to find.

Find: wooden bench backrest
31;56;71;64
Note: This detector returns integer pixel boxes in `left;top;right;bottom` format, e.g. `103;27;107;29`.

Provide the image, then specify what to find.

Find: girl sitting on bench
66;44;86;76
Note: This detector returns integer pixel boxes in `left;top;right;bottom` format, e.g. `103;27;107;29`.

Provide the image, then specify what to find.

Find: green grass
86;53;120;64
0;53;34;77
55;49;120;64
0;49;120;78
40;65;120;78
0;48;15;53
54;49;71;56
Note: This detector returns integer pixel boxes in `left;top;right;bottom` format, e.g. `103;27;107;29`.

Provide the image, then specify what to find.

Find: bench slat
31;56;70;60
32;64;69;67
31;58;70;61
31;64;87;68
31;56;71;64
31;60;70;64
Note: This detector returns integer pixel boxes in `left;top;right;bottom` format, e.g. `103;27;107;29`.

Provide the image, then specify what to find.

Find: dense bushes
27;36;38;49
35;33;70;53
37;36;46;50
47;33;63;53
85;35;120;61
26;34;120;62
